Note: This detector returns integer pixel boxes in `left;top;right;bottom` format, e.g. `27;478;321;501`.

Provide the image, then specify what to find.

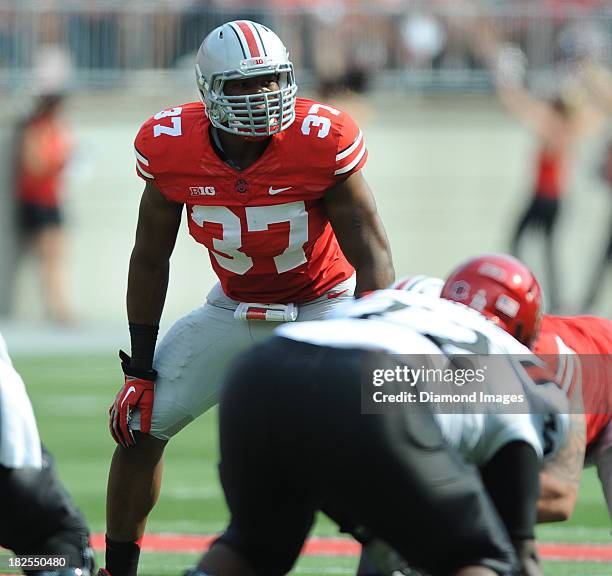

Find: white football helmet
195;20;298;137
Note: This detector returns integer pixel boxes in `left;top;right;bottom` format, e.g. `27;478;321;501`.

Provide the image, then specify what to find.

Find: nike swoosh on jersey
268;186;292;195
121;386;137;407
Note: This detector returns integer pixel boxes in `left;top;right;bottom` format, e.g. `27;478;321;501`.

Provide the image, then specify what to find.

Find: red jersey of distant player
534;315;612;446
133;98;367;303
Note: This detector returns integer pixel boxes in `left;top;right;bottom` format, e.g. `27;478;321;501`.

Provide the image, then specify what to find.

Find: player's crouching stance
441;254;612;523
102;19;394;576
185;290;571;576
0;334;95;576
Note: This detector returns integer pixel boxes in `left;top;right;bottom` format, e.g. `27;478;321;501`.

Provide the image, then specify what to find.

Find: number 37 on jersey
133;97;367;300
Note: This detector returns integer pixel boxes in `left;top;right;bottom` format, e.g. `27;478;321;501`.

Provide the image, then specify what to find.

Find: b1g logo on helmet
241;57;271;68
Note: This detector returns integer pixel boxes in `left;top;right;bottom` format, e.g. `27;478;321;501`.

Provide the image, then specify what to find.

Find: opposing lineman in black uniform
0;334;94;576
184;290;569;576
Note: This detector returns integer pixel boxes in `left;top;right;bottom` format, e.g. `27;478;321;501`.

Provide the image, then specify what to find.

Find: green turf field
6;353;611;575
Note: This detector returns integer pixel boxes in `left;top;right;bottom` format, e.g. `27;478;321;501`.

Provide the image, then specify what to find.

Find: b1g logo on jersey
190;186;216;196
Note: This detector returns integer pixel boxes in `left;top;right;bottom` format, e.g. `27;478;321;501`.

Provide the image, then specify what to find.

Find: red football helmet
441;254;543;347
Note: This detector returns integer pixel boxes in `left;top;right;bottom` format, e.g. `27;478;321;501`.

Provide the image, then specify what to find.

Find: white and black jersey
276;290;569;466
0;333;42;469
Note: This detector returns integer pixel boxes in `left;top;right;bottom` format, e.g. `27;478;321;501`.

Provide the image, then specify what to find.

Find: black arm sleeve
480;441;540;541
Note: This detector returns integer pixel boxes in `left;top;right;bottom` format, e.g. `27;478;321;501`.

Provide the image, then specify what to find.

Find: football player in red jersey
441;254;612;524
101;20;394;576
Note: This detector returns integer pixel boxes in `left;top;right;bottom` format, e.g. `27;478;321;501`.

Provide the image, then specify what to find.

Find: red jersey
534;148;565;200
134;98;367;303
18;115;71;207
534;315;612;446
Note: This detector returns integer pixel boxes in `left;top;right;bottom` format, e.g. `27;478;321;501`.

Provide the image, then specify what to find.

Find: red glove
109;350;157;447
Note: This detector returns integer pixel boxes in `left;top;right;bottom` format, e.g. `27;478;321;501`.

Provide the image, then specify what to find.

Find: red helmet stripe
236;21;262;58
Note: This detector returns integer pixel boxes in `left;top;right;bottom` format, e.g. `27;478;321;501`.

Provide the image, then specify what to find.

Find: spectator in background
14;91;75;324
504;83;581;313
582;138;612;312
312;1;392;126
67;8;118;69
400;9;447;71
578;61;612;312
0;4;17;68
499;63;602;312
174;0;272;66
484;42;602;312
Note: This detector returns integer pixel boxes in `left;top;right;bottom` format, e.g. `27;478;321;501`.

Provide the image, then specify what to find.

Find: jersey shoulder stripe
289;98;367;178
334;144;367;176
134;146;154;179
333;115;367;176
133;102;205;182
336;130;363;161
334;130;367;176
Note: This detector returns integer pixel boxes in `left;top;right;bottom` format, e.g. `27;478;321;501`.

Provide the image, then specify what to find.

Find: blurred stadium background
0;1;610;574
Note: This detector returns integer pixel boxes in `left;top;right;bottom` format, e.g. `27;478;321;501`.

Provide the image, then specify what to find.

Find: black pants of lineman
583;211;612;311
0;446;93;574
511;194;561;311
213;336;520;576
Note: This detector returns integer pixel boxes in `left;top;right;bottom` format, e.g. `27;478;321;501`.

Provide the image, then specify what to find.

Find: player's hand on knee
109;350;157;447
